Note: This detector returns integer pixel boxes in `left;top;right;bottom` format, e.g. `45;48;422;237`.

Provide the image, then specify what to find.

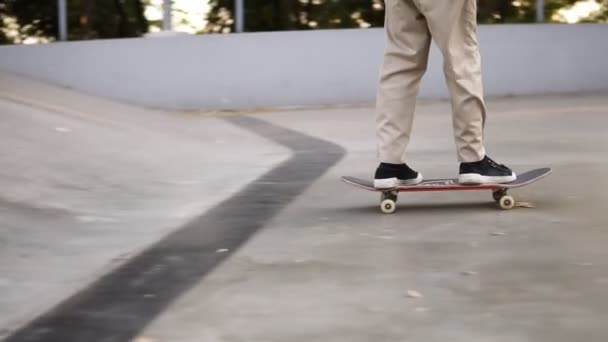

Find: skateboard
341;168;551;214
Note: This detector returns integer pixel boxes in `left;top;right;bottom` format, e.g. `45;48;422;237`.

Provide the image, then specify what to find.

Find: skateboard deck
341;167;551;213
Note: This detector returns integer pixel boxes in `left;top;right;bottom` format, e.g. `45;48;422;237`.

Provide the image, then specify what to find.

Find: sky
144;0;210;34
555;0;602;23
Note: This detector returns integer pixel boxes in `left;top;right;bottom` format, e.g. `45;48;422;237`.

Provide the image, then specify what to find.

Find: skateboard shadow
335;201;498;215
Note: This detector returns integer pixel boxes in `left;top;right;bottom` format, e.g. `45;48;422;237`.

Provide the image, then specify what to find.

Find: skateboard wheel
380;199;396;214
499;195;515;210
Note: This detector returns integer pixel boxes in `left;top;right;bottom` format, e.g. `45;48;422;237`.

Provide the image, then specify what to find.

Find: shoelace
486;157;506;169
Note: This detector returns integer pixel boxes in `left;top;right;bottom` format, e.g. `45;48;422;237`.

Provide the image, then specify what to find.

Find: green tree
477;0;589;23
579;0;608;22
3;0;57;42
0;2;11;44
205;0;604;33
205;0;386;33
543;0;589;21
477;0;536;23
0;0;148;43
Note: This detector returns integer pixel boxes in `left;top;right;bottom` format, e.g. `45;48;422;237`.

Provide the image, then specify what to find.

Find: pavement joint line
0;91;126;129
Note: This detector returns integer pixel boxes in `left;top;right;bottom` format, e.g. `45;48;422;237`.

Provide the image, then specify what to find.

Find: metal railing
537;0;545;22
57;0;67;41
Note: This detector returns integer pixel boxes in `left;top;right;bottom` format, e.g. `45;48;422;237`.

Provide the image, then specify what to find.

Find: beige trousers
376;0;487;163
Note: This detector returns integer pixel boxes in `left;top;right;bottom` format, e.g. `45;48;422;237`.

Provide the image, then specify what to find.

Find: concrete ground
1;71;608;342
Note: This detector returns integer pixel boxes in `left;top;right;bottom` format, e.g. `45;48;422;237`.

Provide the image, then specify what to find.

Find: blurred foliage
206;0;386;33
0;2;9;43
1;0;606;44
0;0;148;43
205;0;607;33
581;0;608;21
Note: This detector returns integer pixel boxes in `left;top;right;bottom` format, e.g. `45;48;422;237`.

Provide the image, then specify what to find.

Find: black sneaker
459;155;516;184
374;162;423;189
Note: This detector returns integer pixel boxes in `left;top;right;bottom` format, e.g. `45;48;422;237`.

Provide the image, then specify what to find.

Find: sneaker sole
458;173;517;185
374;173;423;189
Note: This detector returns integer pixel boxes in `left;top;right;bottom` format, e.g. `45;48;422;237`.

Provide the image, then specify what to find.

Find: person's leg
417;0;516;184
374;0;431;189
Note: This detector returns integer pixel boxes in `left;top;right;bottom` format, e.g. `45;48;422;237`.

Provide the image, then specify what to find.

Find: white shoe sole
374;173;423;189
458;172;516;185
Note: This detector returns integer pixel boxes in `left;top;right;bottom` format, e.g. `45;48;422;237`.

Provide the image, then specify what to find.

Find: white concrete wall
1;24;607;110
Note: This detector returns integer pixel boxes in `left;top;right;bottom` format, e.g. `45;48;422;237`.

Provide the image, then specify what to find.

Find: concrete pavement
0;72;289;339
143;94;608;342
2;71;608;341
